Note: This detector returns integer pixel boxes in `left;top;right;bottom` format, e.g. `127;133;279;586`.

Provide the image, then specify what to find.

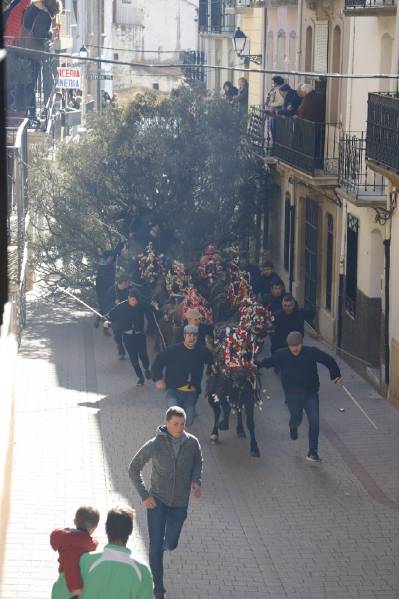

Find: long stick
57;286;106;320
152;311;167;350
342;384;378;430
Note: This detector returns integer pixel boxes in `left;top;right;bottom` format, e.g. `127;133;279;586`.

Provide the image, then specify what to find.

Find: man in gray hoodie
129;406;203;599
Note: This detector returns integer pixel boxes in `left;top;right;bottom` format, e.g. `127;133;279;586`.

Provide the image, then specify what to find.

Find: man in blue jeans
258;331;342;462
129;407;203;599
151;324;213;425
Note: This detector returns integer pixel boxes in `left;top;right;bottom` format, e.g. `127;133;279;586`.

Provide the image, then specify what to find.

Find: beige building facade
220;0;399;400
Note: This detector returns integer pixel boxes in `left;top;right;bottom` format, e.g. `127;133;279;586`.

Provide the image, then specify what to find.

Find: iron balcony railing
246;108;340;176
339;131;385;200
273;116;340;177
247;106;272;157
6;44;57;130
345;0;396;10
199;0;235;33
366;92;399;174
5;117;29;342
180;51;206;83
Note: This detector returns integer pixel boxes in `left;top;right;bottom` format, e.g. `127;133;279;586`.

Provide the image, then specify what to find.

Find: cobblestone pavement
1;295;399;599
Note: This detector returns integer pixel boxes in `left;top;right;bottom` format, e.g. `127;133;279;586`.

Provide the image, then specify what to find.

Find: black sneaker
144;369;151;380
290;428;298;440
306;453;321;462
136;377;144;386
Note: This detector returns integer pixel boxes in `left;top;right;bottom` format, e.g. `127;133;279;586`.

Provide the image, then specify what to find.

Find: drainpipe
295;0;304;86
383;238;390;386
337;198;347;349
261;6;268;106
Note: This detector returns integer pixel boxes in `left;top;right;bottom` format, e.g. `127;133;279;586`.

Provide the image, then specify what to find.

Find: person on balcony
223;81;238;103
19;0;60;122
265;75;285;114
232;77;249;116
277;83;301;117
297;84;325;123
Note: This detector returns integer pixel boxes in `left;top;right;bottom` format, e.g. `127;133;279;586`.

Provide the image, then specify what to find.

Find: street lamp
232;27;262;65
79;44;88;128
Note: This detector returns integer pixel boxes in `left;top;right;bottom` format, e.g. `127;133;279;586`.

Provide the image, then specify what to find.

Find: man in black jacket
104;273;131;359
151;325;213;426
277;84;301;117
271;294;314;354
94;240;124;330
104;289;153;385
254;261;284;301
262;281;285;314
258;331;342;462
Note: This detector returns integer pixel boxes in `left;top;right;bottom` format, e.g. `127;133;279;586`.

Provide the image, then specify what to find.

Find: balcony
344;0;396;15
246;109;340;178
199;0;235;33
225;0;265;12
338;132;386;205
273;116;339;178
366;92;399;175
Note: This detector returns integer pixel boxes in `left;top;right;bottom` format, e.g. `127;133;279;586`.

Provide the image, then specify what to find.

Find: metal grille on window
345;214;359;316
284;197;291;272
325;214;333;311
304;198;319;317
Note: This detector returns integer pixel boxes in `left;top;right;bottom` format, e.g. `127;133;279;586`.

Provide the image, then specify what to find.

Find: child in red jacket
50;506;100;598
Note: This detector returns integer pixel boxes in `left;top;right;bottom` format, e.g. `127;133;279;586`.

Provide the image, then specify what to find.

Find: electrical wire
6;44;399;79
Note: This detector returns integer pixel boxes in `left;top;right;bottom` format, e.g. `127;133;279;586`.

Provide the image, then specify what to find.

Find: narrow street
1;294;399;599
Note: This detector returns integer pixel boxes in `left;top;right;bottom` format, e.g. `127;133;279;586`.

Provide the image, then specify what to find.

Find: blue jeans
166;388;197;426
147;499;188;593
286;392;319;454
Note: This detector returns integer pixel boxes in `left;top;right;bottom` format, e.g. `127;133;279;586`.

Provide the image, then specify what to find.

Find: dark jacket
22;3;52;49
225;86;238;102
297;90;325;123
259;346;341;394
233;85;249;114
271;307;314;352
263;293;283;314
129;425;203;507
103;283;130;314
278;89;301;117
95;241;124;293
151;343;213;393
254;272;284;297
106;300;153;334
242;263;260;287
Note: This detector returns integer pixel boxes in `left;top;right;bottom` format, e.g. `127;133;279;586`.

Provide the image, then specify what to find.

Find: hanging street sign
86;73;114;81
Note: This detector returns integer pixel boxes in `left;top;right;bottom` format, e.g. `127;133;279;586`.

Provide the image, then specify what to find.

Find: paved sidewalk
1;295;399;598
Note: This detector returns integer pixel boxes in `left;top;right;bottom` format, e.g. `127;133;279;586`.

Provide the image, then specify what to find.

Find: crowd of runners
51;229;343;599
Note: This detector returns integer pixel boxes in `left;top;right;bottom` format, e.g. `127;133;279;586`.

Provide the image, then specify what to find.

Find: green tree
30;86;268;298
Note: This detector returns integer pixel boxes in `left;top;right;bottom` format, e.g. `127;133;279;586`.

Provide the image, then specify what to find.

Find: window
277;30;286;71
325;214;333;311
284;195;291;272
345;214;359;316
305;26;313;78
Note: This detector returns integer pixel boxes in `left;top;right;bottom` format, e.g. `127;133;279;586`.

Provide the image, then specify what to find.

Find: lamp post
79;44;87;128
232;27;262;65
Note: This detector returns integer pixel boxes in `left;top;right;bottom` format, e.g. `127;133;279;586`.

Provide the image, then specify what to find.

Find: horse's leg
245;397;260;457
208;394;221;444
236;409;246;439
218;396;231;431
